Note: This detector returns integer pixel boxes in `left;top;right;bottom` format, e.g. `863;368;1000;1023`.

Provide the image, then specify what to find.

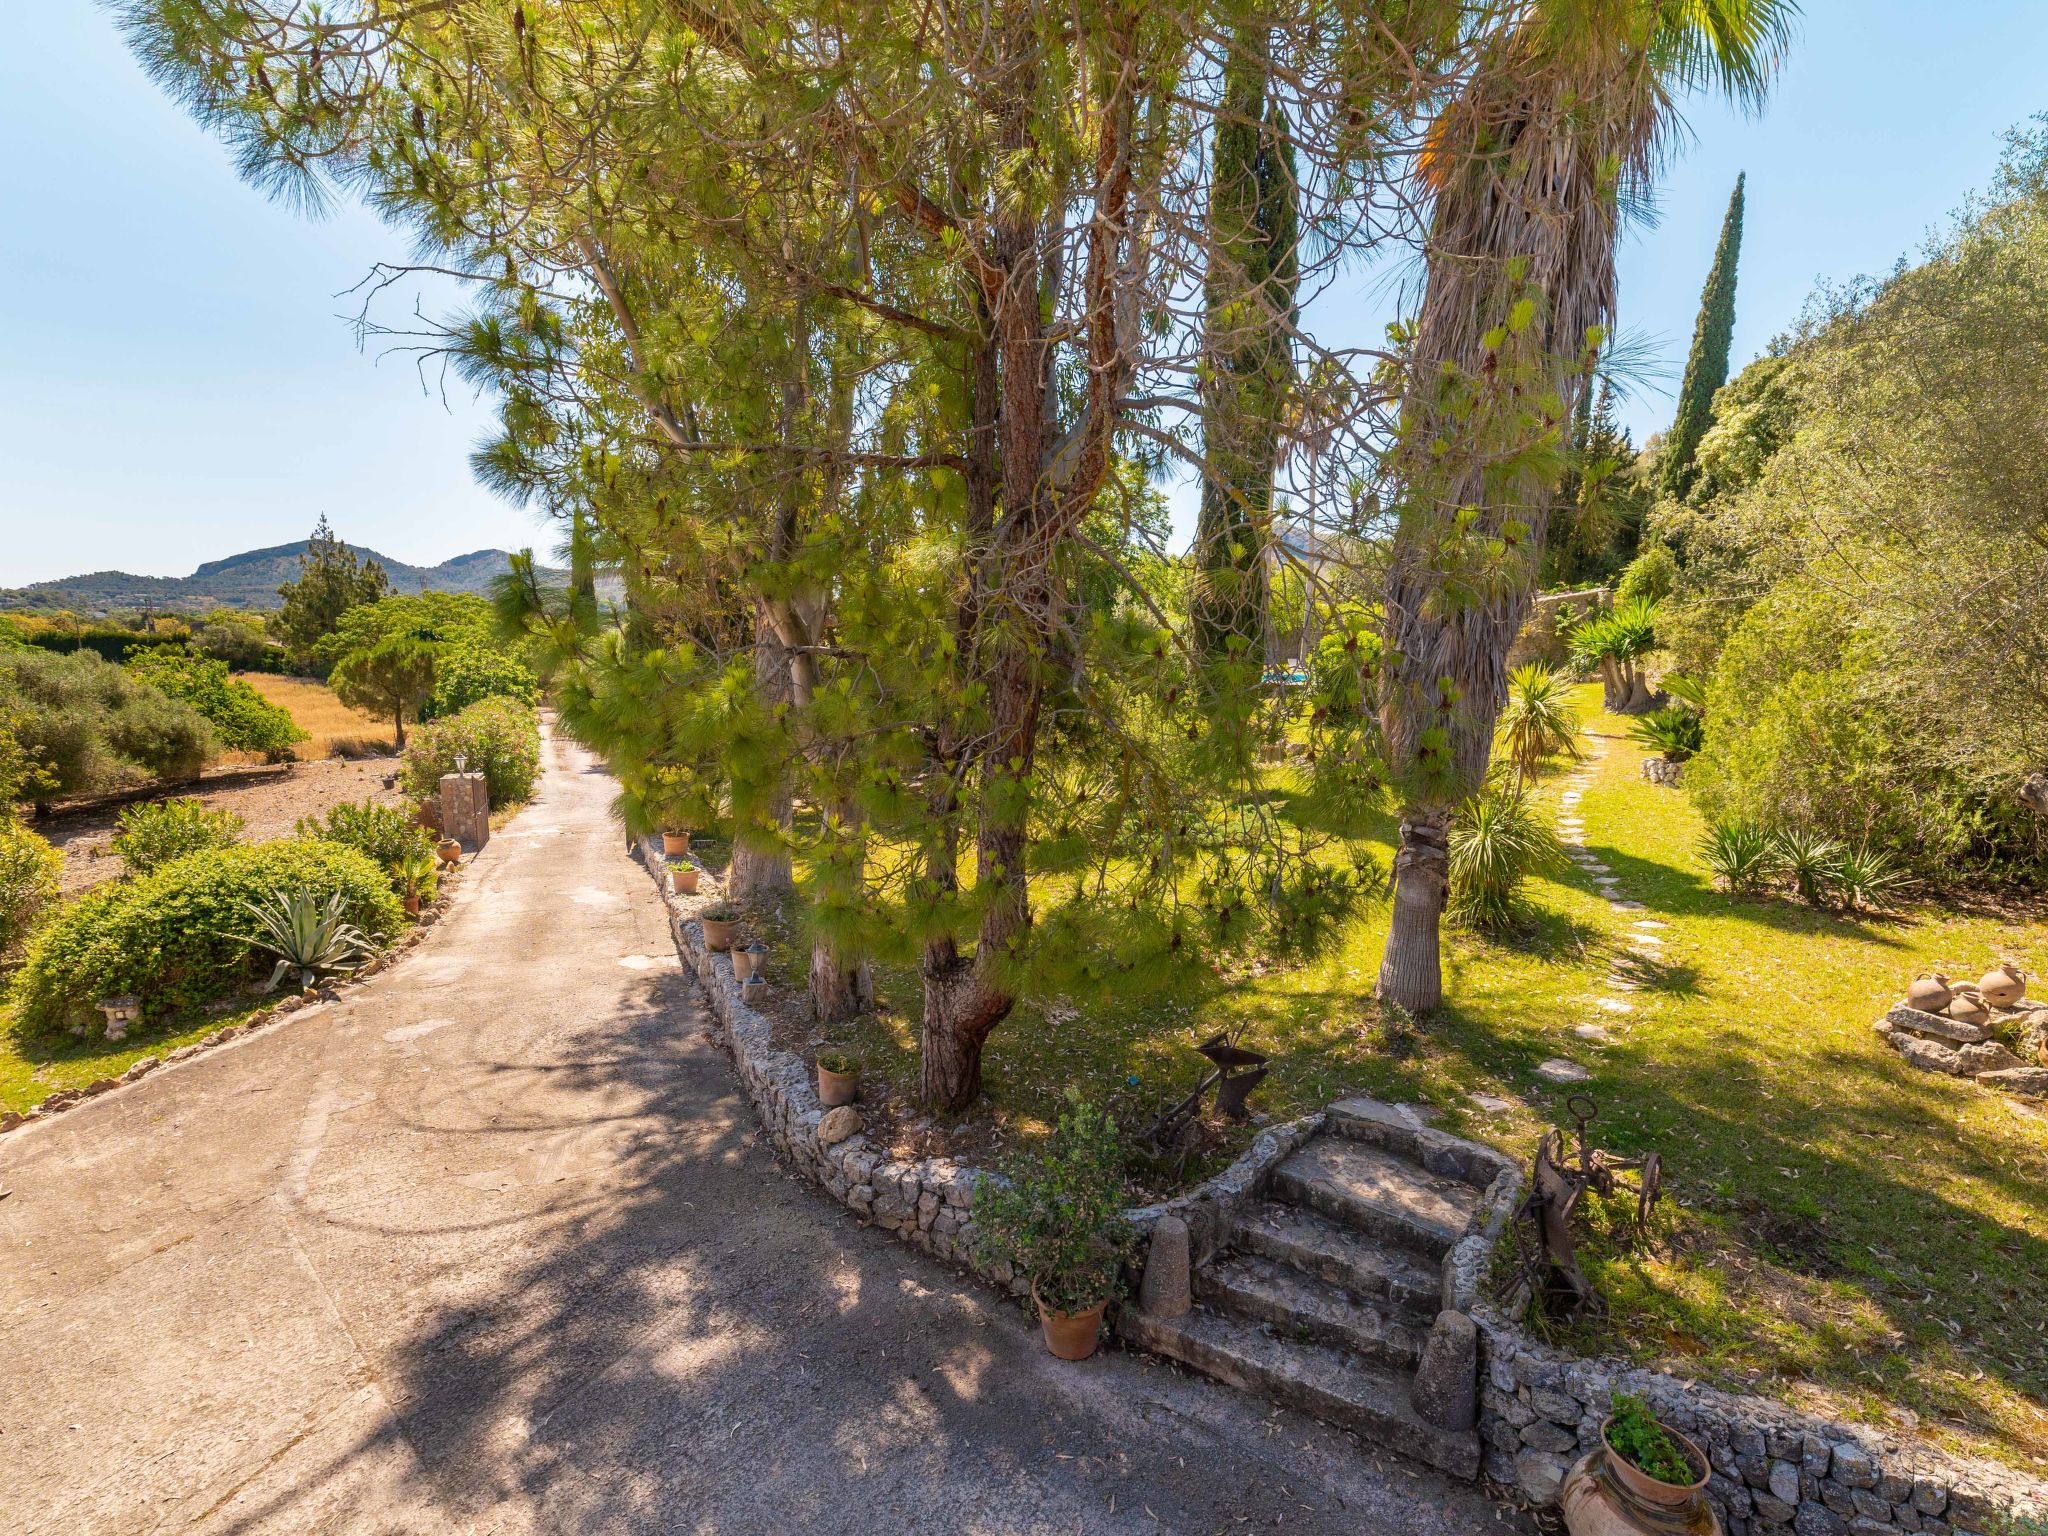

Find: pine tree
1660;173;1745;502
274;516;389;674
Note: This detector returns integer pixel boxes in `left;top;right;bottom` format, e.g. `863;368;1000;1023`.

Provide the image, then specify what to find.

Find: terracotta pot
817;1063;858;1108
701;916;736;952
732;947;758;982
1905;973;1953;1015
671;866;700;896
1947;989;1990;1027
1978;962;2027;1009
1559;1420;1714;1536
1033;1282;1108;1361
436;837;462;866
402;893;422;918
662;831;690;857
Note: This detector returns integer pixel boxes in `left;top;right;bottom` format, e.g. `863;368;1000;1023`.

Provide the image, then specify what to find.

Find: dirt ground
33;756;407;895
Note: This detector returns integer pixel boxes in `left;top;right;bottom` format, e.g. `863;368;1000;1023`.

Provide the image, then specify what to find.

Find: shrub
1774;826;1845;907
295;799;433;887
111;797;244;875
972;1095;1134;1314
125;647;304;761
402;697;540;809
1606;1392;1696;1484
1613;541;1678;607
1697;819;1775;894
1449;782;1564;934
12;838;403;1036
1628;705;1705;763
0;820;61;964
0;648;213;802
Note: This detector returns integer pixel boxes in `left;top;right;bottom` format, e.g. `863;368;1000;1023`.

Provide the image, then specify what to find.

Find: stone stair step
1229;1200;1442;1315
1324;1096;1519;1190
1195;1253;1425;1370
1270;1138;1481;1261
1118;1306;1480;1480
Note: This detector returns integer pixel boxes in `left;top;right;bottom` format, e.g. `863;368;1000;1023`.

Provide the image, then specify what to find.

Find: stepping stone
1593;998;1632;1014
1535;1059;1592;1085
1631;919;1668;931
1609;899;1646;911
1468;1093;1517;1114
1606;977;1641;992
1630;934;1665;948
1579;861;1610;874
1572;1024;1611;1043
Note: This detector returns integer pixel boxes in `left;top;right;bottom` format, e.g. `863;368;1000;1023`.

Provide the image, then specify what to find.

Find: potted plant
817;1051;859;1107
972;1095;1133;1361
392;846;437;918
732;943;759;982
1598;1392;1709;1512
700;903;739;952
662;829;691;857
670;862;701;896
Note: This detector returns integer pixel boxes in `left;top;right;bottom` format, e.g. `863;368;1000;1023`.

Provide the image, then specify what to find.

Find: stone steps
1119;1305;1480;1479
1268;1137;1482;1262
1194;1251;1426;1370
1229;1200;1443;1314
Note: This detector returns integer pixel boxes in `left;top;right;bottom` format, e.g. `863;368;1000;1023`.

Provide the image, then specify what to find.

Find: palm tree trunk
1378;808;1451;1013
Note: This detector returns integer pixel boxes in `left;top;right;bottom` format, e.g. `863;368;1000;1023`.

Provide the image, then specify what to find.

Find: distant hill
1;543;548;616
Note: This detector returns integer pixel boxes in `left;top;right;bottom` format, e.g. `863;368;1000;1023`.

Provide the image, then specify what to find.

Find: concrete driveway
2;728;1519;1535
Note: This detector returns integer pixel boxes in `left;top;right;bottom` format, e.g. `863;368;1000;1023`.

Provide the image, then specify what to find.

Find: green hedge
10;838;403;1037
402;698;540;809
125;647;304;760
0;820;61;965
0;648;213;803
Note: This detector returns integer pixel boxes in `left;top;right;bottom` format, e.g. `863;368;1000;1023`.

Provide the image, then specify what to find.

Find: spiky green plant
1774;827;1845;907
391;845;438;907
1628;705;1704;762
1449;783;1565;934
1833;843;1912;914
231;888;374;992
1697;819;1774;894
1496;663;1584;791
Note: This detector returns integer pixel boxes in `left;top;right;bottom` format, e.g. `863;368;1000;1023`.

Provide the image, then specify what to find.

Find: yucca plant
391;845;438;908
231;888;374;992
1496;662;1584;792
1659;673;1710;712
1628;705;1705;763
1773;828;1845;907
1449;783;1565;934
1697;819;1775;894
1833;843;1913;914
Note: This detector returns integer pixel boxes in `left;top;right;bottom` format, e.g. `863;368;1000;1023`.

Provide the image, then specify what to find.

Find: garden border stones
634;838;2048;1528
0;859;472;1136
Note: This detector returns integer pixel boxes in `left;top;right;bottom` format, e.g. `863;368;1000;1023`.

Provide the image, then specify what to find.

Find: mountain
1;543;544;616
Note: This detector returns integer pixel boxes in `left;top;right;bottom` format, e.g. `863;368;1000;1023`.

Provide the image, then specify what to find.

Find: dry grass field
240;674;394;760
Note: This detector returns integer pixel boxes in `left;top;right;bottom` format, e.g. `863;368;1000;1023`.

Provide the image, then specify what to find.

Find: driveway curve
3;728;1516;1535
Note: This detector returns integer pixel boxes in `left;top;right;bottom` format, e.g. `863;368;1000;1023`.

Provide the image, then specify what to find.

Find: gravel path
1;727;1519;1535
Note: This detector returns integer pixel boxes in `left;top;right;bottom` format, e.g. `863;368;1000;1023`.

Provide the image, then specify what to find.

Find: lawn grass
0;997;271;1114
766;684;2047;1469
239;674;394;759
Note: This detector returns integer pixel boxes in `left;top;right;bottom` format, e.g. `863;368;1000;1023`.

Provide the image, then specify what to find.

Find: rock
1410;1311;1479;1431
1978;1067;2048;1098
817;1107;863;1146
1771;1461;1803;1505
1515;1449;1572;1507
1520;1419;1577;1453
1536;1059;1591;1085
1883;1004;1992;1045
1138;1214;1191;1319
1954;1041;2026;1077
1795;1500;1849;1536
1893;1035;1962;1075
0;1112;22;1132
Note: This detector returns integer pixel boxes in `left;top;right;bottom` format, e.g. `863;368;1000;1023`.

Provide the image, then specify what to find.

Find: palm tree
1375;0;1795;1013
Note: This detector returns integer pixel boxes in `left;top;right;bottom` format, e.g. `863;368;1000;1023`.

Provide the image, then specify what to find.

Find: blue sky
4;4;2046;584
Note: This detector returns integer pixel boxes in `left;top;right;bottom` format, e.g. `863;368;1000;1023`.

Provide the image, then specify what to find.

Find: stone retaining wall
1475;1310;2046;1533
636;839;2047;1529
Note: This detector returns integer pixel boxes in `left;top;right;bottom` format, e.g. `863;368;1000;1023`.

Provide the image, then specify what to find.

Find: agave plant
1833;843;1913;914
232;888;374;992
1628;705;1705;763
1773;828;1845;908
1697;819;1774;894
1449;782;1565;935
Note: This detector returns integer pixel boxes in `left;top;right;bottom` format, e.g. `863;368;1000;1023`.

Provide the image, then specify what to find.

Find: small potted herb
817;1051;859;1107
1601;1391;1708;1510
669;862;700;896
699;903;739;952
972;1095;1134;1360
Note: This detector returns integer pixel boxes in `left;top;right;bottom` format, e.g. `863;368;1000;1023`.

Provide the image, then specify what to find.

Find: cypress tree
1661;173;1745;501
1192;28;1298;669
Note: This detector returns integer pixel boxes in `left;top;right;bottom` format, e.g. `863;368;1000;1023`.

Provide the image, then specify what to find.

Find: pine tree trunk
810;940;873;1025
1377;808;1450;1014
394;710;406;751
729;606;795;903
918;936;1010;1112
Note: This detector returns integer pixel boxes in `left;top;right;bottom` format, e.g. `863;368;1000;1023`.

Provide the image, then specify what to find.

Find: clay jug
1946;988;1990;1027
1905;973;1953;1014
1559;1421;1719;1536
1978;962;2026;1009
